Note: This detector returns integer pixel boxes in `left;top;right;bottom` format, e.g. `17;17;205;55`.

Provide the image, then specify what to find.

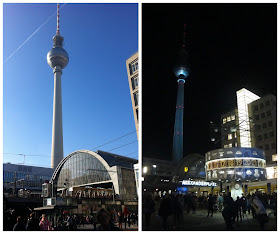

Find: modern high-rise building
126;52;139;139
47;4;69;168
220;88;277;164
172;24;190;164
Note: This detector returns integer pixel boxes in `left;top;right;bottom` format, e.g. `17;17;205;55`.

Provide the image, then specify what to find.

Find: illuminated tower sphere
47;3;69;168
172;24;190;164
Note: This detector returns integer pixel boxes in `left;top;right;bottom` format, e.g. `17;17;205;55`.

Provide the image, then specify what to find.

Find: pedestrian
191;193;197;214
96;208;122;231
207;194;215;217
143;193;155;230
39;214;52;231
250;193;269;230
158;194;172;230
218;194;224;212
222;192;234;230
66;215;74;230
13;216;26;231
26;212;40;231
118;212;123;229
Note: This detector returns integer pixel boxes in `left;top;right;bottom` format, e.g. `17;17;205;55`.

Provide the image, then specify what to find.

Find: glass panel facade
56;152;111;189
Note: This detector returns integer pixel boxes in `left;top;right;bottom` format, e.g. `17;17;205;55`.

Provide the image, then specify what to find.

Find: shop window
229;143;232;148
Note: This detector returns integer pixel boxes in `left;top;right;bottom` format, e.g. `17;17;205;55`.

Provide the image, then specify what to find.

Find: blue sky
3;3;138;167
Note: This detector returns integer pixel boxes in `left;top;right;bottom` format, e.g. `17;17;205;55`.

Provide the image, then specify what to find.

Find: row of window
224;142;238;148
222;115;236;124
258;143;276;151
253;100;271;111
257;131;275;141
17;166;32;172
255;111;272;120
3;172;50;181
255;121;273;131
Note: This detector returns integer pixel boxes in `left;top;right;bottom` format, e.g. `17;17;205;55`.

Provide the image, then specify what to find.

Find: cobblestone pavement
143;208;277;231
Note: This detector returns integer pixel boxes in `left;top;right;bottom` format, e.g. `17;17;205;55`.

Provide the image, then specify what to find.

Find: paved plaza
143;208;277;231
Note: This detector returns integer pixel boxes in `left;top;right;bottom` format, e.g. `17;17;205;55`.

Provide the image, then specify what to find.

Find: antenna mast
56;3;60;35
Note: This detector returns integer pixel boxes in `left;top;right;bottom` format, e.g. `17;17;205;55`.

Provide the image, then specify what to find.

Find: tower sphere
47;46;69;69
174;66;189;78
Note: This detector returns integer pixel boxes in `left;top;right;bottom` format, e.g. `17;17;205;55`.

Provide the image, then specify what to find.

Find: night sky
142;3;277;161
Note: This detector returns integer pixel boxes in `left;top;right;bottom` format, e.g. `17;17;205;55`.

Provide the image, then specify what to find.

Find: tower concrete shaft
51;65;64;168
172;78;185;163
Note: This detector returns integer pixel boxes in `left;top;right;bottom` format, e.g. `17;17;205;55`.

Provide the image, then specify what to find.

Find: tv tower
47;3;69;168
172;24;190;164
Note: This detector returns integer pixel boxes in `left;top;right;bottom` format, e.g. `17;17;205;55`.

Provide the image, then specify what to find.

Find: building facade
126;52;139;139
3;163;54;197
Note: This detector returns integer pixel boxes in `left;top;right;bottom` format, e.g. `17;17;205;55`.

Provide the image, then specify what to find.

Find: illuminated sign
182;180;217;187
184;167;188;172
62;187;113;199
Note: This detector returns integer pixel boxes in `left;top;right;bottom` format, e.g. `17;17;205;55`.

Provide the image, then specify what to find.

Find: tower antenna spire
182;23;187;48
56;3;60;35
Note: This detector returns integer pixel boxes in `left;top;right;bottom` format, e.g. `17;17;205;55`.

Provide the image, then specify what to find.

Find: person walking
158;194;172;230
207;194;215;217
13;216;26;231
143;193;155;230
222;192;234;230
26;212;40;231
250;193;269;230
218;194;224;212
39;214;52;231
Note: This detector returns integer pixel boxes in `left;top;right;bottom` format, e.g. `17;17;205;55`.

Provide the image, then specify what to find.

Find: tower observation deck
172;24;190;164
47;3;69;169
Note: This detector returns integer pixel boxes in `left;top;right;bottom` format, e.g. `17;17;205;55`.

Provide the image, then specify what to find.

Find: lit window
228;134;232;140
229;143;232;148
224;144;228;148
223;118;227;124
143;167;148;174
153;164;157;168
231;115;235;121
211;138;215;142
227;116;231;122
272;154;277;161
235;142;238;147
234;132;237;138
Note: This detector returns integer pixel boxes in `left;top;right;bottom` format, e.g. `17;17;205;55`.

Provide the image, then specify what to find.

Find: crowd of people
143;191;277;230
4;206;138;231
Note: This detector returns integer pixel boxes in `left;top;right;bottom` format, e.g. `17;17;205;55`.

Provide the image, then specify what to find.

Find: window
229;143;232;148
255;125;261;131
260;103;264;109
265;144;269;150
262;123;267;128
227;116;231;122
131;76;138;90
254;105;259;111
257;135;262;141
266;111;271;116
223;118;227;124
264;133;268;139
224;144;228;148
270;132;274;138
261;113;265;118
228;134;232;140
134;92;138;106
255;115;260;120
231;115;235;121
235;142;238;147
258;146;263;149
234;132;237;138
265;100;270;106
271;143;276;150
268;121;273;127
